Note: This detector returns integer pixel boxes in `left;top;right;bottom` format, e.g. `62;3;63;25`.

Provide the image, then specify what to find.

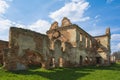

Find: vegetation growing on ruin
0;63;120;80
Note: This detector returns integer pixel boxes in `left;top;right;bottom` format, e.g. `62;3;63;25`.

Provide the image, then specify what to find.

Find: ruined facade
1;17;111;70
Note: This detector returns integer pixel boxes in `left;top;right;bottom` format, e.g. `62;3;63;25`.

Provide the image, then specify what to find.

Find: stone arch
49;57;55;68
23;49;45;68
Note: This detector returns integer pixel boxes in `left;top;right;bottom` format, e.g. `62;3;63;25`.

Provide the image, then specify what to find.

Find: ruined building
0;17;111;70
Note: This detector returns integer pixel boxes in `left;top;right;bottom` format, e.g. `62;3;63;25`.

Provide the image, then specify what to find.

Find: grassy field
0;63;120;80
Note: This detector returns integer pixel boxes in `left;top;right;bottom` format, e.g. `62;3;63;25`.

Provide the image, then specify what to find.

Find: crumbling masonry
0;17;111;70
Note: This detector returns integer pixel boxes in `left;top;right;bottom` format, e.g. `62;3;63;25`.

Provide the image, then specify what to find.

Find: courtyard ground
0;63;120;80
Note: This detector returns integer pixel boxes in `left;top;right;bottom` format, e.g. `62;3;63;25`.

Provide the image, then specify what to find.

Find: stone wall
47;17;111;67
94;28;111;65
47;17;97;67
0;40;8;64
3;27;51;70
95;35;110;65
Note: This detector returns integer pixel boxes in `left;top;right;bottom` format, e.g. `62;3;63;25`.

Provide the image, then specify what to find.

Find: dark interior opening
79;55;83;65
28;63;42;69
96;57;101;64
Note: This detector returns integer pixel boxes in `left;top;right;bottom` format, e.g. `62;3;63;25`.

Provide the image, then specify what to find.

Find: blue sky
0;0;120;53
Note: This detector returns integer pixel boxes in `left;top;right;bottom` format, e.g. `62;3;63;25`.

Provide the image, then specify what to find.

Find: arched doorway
59;57;63;67
50;57;55;68
24;49;44;69
96;57;101;64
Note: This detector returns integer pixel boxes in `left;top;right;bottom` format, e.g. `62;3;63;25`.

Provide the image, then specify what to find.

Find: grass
0;63;120;80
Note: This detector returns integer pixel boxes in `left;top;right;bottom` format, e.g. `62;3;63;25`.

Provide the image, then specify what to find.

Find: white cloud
0;18;25;31
106;0;114;4
0;0;11;40
0;0;9;14
0;18;27;40
0;19;12;30
111;27;120;33
88;26;106;36
0;0;12;31
0;0;51;41
0;34;8;41
0;18;51;40
8;19;51;34
118;43;120;49
111;34;120;53
111;34;120;41
29;19;51;34
0;18;51;34
111;42;120;53
88;29;104;36
49;0;90;22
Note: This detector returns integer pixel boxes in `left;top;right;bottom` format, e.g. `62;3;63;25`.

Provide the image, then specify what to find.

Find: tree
112;51;120;60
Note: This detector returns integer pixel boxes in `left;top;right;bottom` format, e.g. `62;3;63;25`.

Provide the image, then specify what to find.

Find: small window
86;36;88;48
90;39;92;48
80;33;82;41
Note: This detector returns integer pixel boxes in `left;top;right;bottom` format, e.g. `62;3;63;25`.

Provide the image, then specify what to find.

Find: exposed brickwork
0;40;8;65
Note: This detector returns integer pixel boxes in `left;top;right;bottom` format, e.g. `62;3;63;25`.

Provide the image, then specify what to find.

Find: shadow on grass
10;63;120;80
11;67;93;80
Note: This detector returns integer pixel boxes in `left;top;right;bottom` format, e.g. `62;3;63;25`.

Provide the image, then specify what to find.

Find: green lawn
0;63;120;80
